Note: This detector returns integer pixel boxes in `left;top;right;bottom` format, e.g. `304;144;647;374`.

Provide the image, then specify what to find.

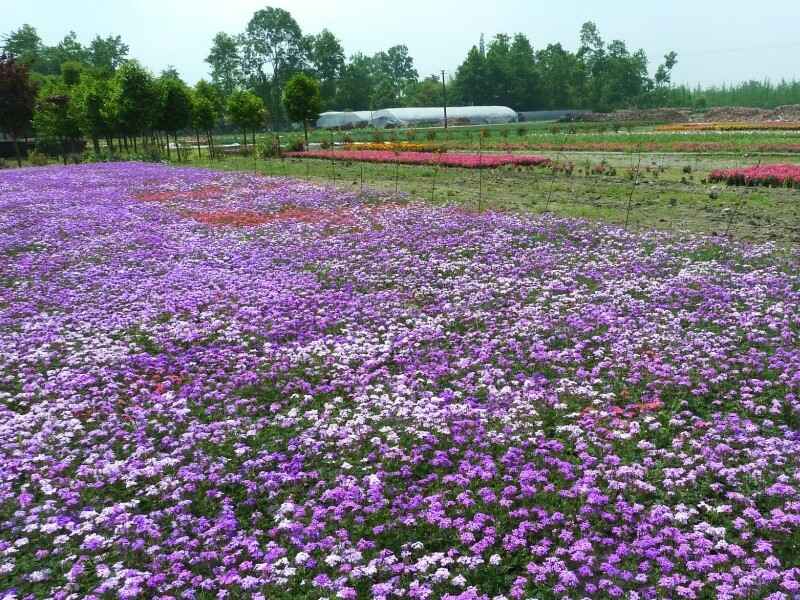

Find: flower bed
3;163;800;599
288;149;550;168
709;163;800;188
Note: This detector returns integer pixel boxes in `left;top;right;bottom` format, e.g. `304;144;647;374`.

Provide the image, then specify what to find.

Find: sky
5;0;800;87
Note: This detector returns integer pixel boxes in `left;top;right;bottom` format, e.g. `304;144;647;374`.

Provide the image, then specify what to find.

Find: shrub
426;130;437;141
319;138;332;150
287;138;306;152
405;129;417;141
500;129;509;139
516;126;526;137
27;149;49;166
371;130;385;143
343;133;353;144
258;139;282;158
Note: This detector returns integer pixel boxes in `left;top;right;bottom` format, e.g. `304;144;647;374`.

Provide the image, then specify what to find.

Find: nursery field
2;163;800;599
181;151;800;244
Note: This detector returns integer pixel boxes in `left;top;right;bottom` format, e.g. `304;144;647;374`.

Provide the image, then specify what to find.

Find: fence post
478;135;483;212
623;144;643;231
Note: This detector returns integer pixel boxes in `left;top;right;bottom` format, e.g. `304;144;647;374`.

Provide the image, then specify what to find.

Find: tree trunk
174;133;180;162
195;130;201;159
12;137;22;167
252;130;256;149
242;128;247;149
92;136;100;154
106;137;114;153
165;133;171;160
208;131;215;159
303;120;308;149
133;136;138;152
61;137;67;165
123;136;129;152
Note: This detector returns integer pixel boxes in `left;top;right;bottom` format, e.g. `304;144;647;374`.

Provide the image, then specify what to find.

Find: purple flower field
2;162;800;600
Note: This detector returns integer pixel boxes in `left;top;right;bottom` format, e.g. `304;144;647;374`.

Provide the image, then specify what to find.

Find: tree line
0;47;322;167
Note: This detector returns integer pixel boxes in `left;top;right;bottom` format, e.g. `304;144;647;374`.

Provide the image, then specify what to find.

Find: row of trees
451;24;678;111
206;7;421;125
0;48;324;166
205;11;681;116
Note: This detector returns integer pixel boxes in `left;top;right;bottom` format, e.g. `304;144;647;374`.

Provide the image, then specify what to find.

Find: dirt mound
576;104;800;124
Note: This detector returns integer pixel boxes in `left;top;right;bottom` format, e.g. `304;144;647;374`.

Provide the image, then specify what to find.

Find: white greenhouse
315;111;374;129
316;106;519;129
370;106;518;129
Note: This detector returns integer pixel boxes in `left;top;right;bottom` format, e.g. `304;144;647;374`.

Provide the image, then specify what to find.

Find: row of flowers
657;121;800;132
709;163;800;188
342;142;448;153
287;150;551;169
490;141;800;153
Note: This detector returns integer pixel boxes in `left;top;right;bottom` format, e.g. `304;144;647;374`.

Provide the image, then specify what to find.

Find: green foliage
26;149;49;166
227;90;267;139
283;73;321;144
60;60;82;86
156;75;192;134
33;79;81;148
109;60;157;136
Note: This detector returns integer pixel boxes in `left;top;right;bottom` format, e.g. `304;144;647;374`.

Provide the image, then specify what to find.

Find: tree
0;53;37;166
206;32;241;98
372;45;417;103
155;76;192;160
108;60;157;150
71;74;113;153
242;7;307;127
227;90;266;148
453;45;487;106
335;53;373;110
1;24;42;66
309;29;344;110
60;61;83;86
408;75;442;107
194;79;225;124
191;93;218;158
33;79;81;164
508;34;540;110
484;34;513;106
535;43;582;109
283;73;321;147
88;35;129;73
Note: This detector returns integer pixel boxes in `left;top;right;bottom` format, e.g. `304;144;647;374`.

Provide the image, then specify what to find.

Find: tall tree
242;7;307;127
33;79;81;164
484;34;513;106
155;75;192;160
71;74;113;153
206;32;241;98
0;53;37;166
309;29;344;110
1;24;42;66
88;35;129;73
373;45;417;102
508;33;539;110
283;73;321;146
108;60;157;148
227;90;266;147
453;45;487;106
335;53;373;110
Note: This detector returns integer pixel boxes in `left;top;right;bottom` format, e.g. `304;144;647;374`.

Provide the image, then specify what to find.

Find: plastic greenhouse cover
370;106;518;128
316;112;371;129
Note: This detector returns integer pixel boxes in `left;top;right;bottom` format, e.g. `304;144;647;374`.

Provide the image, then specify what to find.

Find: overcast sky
6;0;800;87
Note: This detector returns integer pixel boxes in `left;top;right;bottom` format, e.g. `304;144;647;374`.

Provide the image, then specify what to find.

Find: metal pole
441;70;448;130
478;134;483;212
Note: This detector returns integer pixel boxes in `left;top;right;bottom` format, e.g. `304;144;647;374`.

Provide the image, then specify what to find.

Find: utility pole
441;70;448;129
